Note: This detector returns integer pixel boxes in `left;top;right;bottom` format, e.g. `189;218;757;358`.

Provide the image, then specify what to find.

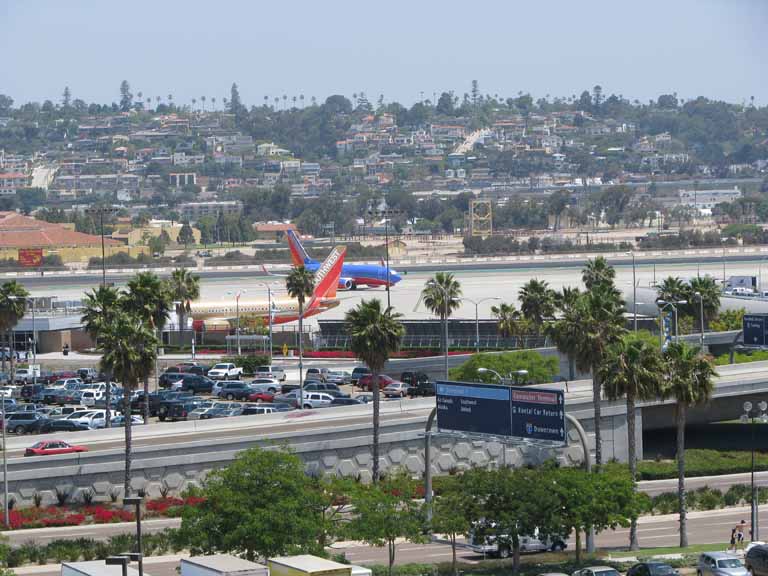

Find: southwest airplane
190;246;346;331
286;229;401;290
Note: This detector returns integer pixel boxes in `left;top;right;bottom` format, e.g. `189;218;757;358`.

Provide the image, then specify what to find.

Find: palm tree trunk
677;403;688;548
568;355;575;381
592;364;602;466
1;331;6;373
104;371;112;428
123;387;133;498
627;392;639;550
575;529;582;564
372;368;380;483
298;302;304;409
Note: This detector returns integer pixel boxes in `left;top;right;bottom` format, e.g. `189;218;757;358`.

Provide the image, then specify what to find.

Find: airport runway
16;259;768;328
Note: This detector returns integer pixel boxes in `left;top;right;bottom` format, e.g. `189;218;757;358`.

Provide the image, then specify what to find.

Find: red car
247;392;275;403
24;440;89;457
358;374;398;391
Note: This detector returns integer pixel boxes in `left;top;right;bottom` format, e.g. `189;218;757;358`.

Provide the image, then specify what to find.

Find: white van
255;366;286;381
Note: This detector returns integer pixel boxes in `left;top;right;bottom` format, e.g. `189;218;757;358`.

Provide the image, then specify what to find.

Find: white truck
207;363;243;380
14;365;41;384
62;560;146;576
181;555;268;576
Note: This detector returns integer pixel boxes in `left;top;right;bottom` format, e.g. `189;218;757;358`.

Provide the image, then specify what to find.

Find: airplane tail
306;246;346;312
286;229;313;267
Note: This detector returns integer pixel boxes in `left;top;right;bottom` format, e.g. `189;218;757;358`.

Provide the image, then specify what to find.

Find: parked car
39;419;91;433
40;371;78;385
383;382;410;398
52;378;83;389
358;374;399;391
63;410;98;425
401;371;430;387
306;367;331;382
280;382;300;394
14;366;41;384
351;366;371;385
408;380;436;397
82;410;120;429
218;381;254;400
628;563;679;576
41;387;67;404
76;368;99;383
698;553;748;576
301;391;334;409
572;569;621;576
159;371;185;388
241;403;291;416
325;370;352;385
303;382;348;397
248;378;281;394
3;412;47;434
163;401;204;422
745;544;768;576
80;390;102;407
178;374;215;394
207;363;243;380
468;524;567;557
247;391;275;403
0;385;14;398
21;384;44;402
110;415;145;427
330;397;365;406
46;406;88;420
24;440;88;457
254;365;286;381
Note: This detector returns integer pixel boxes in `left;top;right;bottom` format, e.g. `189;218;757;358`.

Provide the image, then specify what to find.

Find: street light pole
742;401;767;543
227;290;246;356
628;251;637;331
658;300;687;344
461;297;501;354
123;496;144;576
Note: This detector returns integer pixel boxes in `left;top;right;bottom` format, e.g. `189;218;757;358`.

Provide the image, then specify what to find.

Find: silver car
698;553;748;576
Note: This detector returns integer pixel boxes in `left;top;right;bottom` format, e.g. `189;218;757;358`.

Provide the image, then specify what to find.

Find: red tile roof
0;212;121;248
253;223;297;233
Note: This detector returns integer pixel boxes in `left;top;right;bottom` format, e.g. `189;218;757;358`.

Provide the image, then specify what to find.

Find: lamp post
260;284;275;359
227;289;246;355
477;366;503;383
741;401;767;542
461;297;501;354
510;369;529;385
694;291;705;349
123;496;144;576
368;207;402;310
85;205;118;288
627;251;638;331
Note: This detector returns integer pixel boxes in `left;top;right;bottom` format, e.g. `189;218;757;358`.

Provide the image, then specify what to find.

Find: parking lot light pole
227;290;246;356
123;496;144;576
694;291;705;349
741;401;767;542
509;369;529;385
477;366;504;384
657;300;687;344
461;296;501;354
627;251;638;331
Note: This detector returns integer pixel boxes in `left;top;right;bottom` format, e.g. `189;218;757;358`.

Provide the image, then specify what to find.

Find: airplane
286;228;402;290
189;246;346;331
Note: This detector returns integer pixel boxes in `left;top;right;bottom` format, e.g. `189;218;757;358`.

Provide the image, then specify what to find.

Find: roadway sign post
436;381;566;444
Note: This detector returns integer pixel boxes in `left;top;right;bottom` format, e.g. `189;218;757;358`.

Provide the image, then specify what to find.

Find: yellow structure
111;220;201;246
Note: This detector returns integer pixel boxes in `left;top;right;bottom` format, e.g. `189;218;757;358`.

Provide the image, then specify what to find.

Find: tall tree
687;275;721;328
657;276;688;305
286;266;315;407
0;281;29;377
81;285;122;428
491;302;528;340
119;80;133;112
167;269;200;340
582;256;616;291
518;279;555;332
345;299;404;482
229;83;243;115
549;286;582;380
178;222;195;247
662;342;716;547
600;333;665;549
124;272;171;422
421;272;462;357
100;309;157;497
62;86;72;109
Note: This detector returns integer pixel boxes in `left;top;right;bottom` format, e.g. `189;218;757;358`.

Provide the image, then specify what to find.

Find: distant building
0;172;28;195
179;200;243;222
169;173;197;187
679;187;742;211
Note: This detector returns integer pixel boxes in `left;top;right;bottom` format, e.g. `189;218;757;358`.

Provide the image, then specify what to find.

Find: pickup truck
206;363;243;380
14;366;41;384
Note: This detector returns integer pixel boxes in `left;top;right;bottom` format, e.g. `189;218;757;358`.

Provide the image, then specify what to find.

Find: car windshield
717;560;742;568
212;364;228;369
650;566;676;576
596;571;621;576
31;442;45;448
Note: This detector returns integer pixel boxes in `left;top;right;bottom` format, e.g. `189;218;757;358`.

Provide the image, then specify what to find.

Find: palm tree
601;333;665;549
211;97;216;111
657;276;687;304
125;273;172;422
0;281;29;376
518;279;555;333
82;285;122;427
559;285;626;465
200;96;206;111
286;266;315;407
421;273;462;356
191;98;197;110
549;287;582;380
491;302;524;340
345;299;404;482
100;310;158;497
687;276;720;329
167;269;200;340
662;342;716;547
582;256;616;291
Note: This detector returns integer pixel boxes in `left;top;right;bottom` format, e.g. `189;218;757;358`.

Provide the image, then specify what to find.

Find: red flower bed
42;514;85;527
302;349;472;359
93;506;134;523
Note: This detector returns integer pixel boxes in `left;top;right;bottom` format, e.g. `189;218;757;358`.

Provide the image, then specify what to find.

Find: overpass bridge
2;363;766;506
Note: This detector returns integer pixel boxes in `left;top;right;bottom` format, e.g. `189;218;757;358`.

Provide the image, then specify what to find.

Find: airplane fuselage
305;261;401;288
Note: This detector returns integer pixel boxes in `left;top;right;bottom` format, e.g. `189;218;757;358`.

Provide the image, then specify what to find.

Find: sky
2;0;767;108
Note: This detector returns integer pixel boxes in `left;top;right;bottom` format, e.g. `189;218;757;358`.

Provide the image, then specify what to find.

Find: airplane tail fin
306;246;346;311
286;229;313;267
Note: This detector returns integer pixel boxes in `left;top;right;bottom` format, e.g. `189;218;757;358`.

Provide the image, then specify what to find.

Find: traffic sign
743;314;768;346
436;382;512;437
436;381;566;443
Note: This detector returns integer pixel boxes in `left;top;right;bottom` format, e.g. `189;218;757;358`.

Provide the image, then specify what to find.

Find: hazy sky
2;0;767;108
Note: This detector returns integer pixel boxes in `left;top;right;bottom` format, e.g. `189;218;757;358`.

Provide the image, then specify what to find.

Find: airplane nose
389;270;402;285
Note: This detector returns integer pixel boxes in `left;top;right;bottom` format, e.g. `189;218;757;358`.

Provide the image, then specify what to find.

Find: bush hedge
637;449;768;480
645;484;768;515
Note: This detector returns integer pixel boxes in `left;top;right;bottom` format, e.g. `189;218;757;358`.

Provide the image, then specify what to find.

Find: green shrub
223;355;271;375
651;492;678;515
725;484;750;506
638;449;768;480
693;487;724;511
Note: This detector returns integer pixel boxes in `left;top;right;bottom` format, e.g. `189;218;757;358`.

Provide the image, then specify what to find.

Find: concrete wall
2;398;630;507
